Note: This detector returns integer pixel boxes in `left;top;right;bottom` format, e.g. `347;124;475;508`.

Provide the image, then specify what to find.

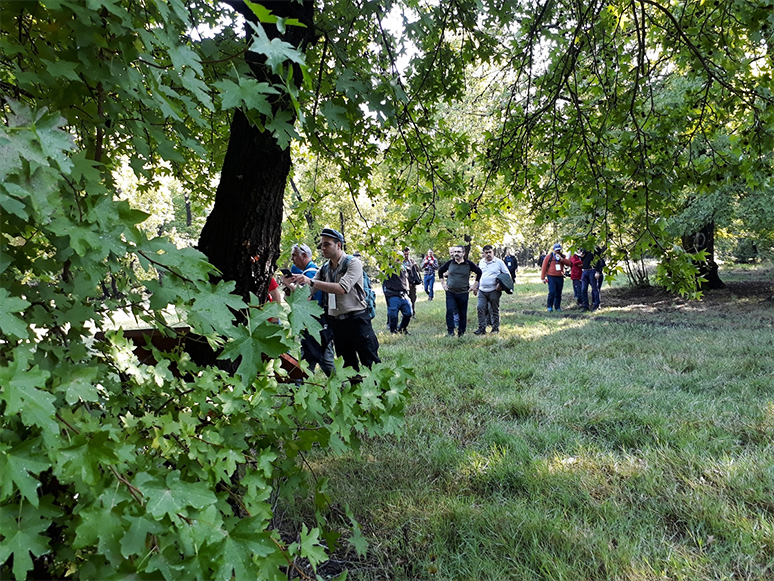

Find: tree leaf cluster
0;2;411;578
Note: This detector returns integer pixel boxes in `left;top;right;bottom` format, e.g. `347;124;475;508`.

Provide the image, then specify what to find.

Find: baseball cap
553;243;562;252
320;228;345;244
292;243;312;256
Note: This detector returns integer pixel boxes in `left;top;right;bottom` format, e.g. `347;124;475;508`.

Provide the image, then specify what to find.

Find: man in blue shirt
283;242;335;375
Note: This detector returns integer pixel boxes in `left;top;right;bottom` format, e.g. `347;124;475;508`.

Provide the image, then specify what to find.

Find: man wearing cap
283;243;335;376
540;243;571;312
292;228;380;371
474;245;510;334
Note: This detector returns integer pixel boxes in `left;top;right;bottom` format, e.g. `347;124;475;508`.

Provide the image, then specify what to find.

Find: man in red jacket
540;243;571;312
569;250;583;306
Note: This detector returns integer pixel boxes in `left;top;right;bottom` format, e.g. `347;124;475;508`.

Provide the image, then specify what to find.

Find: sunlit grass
285;266;774;580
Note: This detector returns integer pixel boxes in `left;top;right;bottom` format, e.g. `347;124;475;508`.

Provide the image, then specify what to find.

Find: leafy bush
0;104;409;579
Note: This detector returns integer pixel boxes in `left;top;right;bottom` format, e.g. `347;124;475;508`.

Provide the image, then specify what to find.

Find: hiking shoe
473;328;486;335
400;328;411;335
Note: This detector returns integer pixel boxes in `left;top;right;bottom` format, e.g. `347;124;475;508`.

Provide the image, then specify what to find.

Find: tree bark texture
198;110;289;302
198;0;315;303
682;222;725;290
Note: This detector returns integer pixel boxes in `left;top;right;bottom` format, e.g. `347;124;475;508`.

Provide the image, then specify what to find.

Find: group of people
540;243;605;312
275;230;605;376
382;244;518;338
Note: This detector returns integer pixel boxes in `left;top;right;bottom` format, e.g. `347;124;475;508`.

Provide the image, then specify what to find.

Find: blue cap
320;228;345;245
553;243;562;252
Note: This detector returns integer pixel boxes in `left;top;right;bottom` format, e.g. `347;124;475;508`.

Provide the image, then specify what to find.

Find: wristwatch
309;278;315;288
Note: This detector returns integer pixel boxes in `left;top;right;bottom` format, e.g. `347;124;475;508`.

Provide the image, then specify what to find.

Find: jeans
387;295;412;332
546;276;564;309
581;269;600;309
446;291;469;335
300;331;335;376
572;279;582;304
423;273;435;299
477;289;502;331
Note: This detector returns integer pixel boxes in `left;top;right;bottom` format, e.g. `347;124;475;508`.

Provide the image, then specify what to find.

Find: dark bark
198;109;289;302
682;222;725;290
198;0;315;303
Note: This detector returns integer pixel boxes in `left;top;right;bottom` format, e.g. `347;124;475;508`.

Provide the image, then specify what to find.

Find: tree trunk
197;0;315;303
198;110;288;302
682;222;725;290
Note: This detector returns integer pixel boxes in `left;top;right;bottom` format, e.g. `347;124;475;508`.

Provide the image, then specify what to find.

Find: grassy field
283;265;774;580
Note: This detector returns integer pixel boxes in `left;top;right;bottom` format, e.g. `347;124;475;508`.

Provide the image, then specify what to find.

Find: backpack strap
321;255;351;283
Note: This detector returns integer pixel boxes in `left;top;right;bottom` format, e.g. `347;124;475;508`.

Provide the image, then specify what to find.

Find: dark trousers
446;291;469;335
581;269;600;308
328;311;380;371
546;276;564;309
477;289;502;331
572;279;582;304
408;284;417;314
387;295;412;332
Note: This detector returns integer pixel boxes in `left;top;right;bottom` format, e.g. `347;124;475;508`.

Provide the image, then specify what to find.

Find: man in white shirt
474;245;510;335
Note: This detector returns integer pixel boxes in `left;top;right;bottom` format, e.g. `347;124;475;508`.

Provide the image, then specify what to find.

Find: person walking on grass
438;246;482;337
474;245;510;335
580;246;604;312
421;249;439;301
540;243;571;312
569;249;584;307
292;228;380;372
402;247;421;318
503;248;518;281
382;256;413;335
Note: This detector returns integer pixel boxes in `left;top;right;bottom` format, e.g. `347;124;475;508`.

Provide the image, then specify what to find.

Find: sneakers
400;328;411;335
491;329;499;334
547;307;553;312
555;308;562;312
473;328;486;335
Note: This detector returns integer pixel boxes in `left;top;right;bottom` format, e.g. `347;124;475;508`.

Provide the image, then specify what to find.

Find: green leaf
40;58;80;81
213;78;277;114
134;471;218;520
187;279;245;335
120;515;165;558
0;186;28;218
0;288;30;339
247;21;306;74
285;286;323;336
266;109;298;150
290;524;327;570
0;438;50;506
0;355;56;434
218;307;287;386
59;365;100;405
0;503;52;581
